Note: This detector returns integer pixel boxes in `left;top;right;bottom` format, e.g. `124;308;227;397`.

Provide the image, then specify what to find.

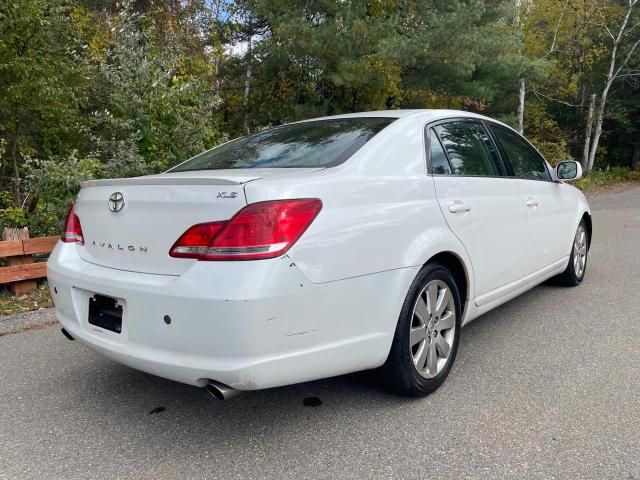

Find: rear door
429;120;529;301
486;124;575;274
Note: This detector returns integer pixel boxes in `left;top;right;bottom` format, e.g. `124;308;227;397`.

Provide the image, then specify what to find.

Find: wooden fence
0;228;58;296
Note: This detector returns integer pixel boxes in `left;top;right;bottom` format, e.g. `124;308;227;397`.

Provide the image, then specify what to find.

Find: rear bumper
47;242;416;390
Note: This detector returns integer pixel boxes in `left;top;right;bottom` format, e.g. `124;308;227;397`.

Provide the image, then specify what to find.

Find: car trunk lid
74;169;318;275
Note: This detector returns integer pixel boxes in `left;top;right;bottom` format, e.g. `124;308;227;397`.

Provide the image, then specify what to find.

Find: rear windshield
169;117;396;171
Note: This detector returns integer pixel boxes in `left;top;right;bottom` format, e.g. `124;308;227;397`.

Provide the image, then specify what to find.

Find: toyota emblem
108;192;125;213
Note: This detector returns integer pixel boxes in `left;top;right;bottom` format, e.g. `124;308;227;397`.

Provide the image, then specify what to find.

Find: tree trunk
517;78;525;134
351;88;358;113
632;141;640;171
514;0;524;134
212;0;222;98
582;93;596;171
243;36;253;134
587;0;638;173
214;56;221;98
10;133;20;204
0;138;6;193
587;98;605;173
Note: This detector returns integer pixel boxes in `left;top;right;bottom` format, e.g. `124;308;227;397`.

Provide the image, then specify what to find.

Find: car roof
307;110;423;119
299;109;512;129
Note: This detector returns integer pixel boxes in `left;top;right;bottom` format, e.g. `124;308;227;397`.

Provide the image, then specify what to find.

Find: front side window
488;125;551;181
433;122;504;176
169;117;396;172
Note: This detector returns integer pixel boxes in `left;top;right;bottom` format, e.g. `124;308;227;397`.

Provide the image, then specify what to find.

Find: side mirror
555;161;583;181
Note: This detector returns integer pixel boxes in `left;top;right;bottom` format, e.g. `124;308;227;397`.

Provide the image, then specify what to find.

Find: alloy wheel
409;279;457;379
573;224;588;278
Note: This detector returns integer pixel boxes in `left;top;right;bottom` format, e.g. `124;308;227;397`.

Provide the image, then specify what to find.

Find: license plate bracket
88;294;123;334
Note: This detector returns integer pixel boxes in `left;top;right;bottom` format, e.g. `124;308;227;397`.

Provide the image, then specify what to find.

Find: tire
381;262;462;396
554;219;589;287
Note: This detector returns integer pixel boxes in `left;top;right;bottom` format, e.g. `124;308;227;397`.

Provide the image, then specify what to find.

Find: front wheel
555;220;589;286
381;262;461;396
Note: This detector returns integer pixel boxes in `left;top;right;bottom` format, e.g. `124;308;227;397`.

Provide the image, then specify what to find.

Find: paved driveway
1;187;639;480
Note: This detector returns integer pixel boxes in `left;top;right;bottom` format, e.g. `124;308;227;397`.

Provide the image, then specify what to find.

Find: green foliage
23;151;101;235
391;0;548;107
0;207;27;228
0;0;89;196
87;5;223;173
520;0;639;169
0;191;27;229
522;101;571;165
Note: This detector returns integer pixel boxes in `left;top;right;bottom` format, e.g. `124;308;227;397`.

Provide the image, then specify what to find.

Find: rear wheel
554;220;588;286
381;262;461;396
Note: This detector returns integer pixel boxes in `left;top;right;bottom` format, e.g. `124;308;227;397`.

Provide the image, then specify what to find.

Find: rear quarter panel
244;116;475;296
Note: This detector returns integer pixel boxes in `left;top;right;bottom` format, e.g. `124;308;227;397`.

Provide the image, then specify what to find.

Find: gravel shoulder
0;308;56;336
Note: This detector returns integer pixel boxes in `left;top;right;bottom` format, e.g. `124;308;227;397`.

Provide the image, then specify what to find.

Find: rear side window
169;117;396;171
429;131;452;174
488;125;551;181
434;122;504;176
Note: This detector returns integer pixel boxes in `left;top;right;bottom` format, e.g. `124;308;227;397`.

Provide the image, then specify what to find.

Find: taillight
169;199;322;261
169;222;226;259
61;204;84;244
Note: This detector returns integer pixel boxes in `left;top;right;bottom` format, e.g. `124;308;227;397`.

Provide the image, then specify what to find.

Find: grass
0;284;53;316
576;167;640;193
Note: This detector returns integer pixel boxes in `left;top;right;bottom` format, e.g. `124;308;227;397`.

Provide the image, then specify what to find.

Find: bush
22;151;101;236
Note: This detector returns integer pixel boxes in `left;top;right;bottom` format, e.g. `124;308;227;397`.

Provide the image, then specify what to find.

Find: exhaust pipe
61;328;75;341
206;380;241;400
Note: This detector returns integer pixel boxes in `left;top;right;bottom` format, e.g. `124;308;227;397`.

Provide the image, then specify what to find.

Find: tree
586;0;640;172
242;0;402;123
0;0;89;203
519;0;633;167
85;2;223;174
391;0;543;129
515;0;531;134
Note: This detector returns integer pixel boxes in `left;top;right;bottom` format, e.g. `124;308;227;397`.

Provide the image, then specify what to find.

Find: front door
487;124;576;274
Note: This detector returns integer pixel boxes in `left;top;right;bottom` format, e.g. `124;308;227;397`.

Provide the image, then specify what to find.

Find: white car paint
47;109;591;391
517;178;580;273
431;175;529;297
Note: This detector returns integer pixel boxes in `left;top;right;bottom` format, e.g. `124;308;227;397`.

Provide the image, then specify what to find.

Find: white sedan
47;110;591;398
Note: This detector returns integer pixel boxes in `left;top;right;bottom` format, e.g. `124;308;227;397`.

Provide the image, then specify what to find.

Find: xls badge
216;191;238;199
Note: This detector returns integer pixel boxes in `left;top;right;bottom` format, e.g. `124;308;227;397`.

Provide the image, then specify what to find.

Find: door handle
525;198;540;207
448;201;471;213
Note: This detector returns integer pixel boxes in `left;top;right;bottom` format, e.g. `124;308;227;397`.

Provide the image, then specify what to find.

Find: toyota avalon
47;110;591;398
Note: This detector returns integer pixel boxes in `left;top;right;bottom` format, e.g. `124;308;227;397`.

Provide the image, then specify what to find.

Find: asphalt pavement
1;186;639;480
